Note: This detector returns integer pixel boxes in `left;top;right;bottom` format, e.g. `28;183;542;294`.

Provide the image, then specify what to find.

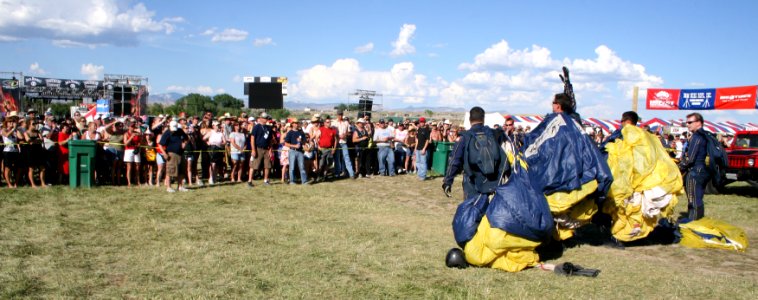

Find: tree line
148;93;291;120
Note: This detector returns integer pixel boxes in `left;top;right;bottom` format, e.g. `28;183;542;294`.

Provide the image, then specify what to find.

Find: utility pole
632;86;639;112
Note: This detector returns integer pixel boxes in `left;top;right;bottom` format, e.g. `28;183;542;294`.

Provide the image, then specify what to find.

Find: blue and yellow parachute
522;113;613;240
602;125;683;242
452;113;613;272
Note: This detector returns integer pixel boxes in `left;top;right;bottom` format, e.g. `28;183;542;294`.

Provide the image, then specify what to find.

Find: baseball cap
260;112;269;119
378;119;386;123
248;117;255;122
356;118;366;124
419;117;426;122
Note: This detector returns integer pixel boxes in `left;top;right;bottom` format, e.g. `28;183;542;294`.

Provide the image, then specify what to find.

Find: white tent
463;112;506;129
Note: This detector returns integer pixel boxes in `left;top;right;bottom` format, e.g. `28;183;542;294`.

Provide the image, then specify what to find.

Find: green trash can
69;140;97;188
431;141;454;176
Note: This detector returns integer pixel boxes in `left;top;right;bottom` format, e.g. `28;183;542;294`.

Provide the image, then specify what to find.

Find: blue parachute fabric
451;193;490;247
520;113;613;196
485;163;555;241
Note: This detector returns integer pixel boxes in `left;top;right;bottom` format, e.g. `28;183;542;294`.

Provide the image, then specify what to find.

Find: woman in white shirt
229;122;246;183
203;121;227;184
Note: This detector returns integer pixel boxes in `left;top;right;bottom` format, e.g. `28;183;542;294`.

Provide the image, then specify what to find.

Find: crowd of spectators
1;109;467;191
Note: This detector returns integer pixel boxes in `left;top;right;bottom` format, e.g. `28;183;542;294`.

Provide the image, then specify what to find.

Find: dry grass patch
1;178;756;298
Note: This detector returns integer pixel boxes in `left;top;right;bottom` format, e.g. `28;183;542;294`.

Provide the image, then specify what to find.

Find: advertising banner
714;85;757;109
679;88;715;110
96;99;110;114
646;88;680;110
1;78;21;114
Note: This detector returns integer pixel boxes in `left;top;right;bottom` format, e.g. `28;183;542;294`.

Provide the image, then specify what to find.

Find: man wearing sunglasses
679;113;709;220
502;117;523;151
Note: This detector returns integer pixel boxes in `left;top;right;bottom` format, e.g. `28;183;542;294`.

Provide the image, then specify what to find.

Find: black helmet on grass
445;248;468;269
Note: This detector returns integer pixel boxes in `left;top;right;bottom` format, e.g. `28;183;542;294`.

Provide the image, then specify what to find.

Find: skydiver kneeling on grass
596;111;684;248
443;107;556;273
442;106;507;269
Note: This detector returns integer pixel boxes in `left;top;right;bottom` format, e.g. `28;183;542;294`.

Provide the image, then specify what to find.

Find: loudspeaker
247;82;283;109
113;101;132;116
358;99;373;112
112;86;134;116
244;82;250;95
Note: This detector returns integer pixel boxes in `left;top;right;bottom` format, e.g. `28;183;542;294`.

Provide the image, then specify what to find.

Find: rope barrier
1;140;420;153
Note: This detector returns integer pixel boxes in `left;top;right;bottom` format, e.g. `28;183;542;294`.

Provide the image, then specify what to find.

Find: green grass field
1;177;757;299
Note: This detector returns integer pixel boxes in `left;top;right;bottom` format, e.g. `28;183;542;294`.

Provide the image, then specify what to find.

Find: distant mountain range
148;92;184;105
280;101;463;112
147;93;463;112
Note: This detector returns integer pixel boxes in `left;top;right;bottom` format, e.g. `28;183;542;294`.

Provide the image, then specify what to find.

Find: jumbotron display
243;76;287;109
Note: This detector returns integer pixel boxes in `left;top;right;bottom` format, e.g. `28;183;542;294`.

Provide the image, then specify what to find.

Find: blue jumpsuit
681;128;709;220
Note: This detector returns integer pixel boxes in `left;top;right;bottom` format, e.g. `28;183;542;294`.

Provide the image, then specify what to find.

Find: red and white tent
583;118;621;135
507;115;544;131
703;120;735;134
717;122;743;133
724;121;746;131
640;117;671;129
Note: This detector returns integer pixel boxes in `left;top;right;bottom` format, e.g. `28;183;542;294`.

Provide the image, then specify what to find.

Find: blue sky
1;0;757;123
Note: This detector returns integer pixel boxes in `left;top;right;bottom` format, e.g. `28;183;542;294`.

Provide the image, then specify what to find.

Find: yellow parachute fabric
603;125;684;242
679;217;749;251
546;181;599;240
513;147;600;241
464;215;541;272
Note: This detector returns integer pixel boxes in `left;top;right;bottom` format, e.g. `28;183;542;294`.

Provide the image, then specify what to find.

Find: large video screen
247;82;283;109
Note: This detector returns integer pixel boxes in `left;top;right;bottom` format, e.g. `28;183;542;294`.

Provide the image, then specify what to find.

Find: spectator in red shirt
57;123;76;181
315;118;338;182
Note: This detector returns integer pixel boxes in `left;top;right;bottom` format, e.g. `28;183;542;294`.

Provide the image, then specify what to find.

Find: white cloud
80;63;104;80
0;0;183;47
459;40;556;71
211;28;248;42
166;85;225;95
290;58;434;104
29;62;47;75
200;27;217;36
232;75;242;83
0;34;20;42
390;24;416;57
52;39;103;48
253;37;275;47
289;40;662;116
447;42;664;113
354;42;374;53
